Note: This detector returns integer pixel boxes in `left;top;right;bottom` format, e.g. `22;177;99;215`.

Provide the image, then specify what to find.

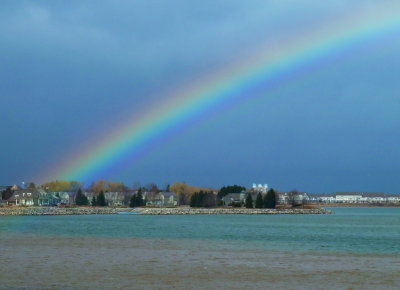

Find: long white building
309;192;400;203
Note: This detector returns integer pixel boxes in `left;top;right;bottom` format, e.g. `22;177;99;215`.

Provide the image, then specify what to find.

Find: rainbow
42;5;400;182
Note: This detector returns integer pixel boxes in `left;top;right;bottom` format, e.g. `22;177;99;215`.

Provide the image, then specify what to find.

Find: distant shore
134;207;331;215
313;203;400;207
0;206;331;216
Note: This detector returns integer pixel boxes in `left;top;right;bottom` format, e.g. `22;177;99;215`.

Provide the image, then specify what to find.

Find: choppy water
1;207;399;254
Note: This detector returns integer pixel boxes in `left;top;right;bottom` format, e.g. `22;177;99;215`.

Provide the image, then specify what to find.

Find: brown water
1;233;399;289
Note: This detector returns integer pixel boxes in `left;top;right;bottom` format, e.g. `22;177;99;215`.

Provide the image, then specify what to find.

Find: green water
1;207;399;254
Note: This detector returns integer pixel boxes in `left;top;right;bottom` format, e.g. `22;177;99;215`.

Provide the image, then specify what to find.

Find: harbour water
0;207;399;289
1;207;399;253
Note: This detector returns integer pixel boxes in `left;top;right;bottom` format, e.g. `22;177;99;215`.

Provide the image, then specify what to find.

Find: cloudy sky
1;0;400;192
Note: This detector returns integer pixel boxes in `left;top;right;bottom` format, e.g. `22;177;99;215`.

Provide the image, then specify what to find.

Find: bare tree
287;189;301;207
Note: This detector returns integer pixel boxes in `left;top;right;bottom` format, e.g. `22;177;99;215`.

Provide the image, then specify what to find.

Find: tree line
190;191;217;207
244;189;277;209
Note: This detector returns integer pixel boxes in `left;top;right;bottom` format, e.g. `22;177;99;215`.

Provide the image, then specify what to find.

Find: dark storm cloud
1;0;399;192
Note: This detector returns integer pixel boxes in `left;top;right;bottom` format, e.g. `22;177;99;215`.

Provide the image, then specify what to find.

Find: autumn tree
89;180;127;192
170;182;189;205
42;180;83;192
28;182;36;190
170;182;216;205
169;182;187;195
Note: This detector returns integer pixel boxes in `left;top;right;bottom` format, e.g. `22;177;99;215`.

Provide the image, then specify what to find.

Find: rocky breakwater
134;207;332;215
0;207;130;216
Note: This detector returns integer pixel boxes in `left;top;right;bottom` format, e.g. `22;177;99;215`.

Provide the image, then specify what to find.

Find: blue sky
1;0;399;192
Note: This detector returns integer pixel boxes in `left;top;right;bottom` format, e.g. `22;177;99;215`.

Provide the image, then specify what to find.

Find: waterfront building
221;192;246;206
252;183;268;193
144;191;178;206
309;192;400;203
6;189;35;206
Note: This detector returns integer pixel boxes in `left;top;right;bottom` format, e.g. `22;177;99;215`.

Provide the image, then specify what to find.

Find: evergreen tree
1;187;13;201
136;188;144;206
129;188;145;208
245;193;253;208
218;185;246;198
91;195;97;206
190;191;216;207
255;192;263;208
129;194;136;208
264;188;277;209
189;192;196;207
75;188;89;206
97;190;107;206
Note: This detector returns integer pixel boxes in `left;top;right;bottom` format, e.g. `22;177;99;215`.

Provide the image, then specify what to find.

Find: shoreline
0;206;128;216
314;203;400;207
133;207;331;215
0;206;331;216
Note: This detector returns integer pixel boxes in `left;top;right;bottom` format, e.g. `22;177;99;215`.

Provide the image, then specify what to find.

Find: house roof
361;192;386;197
308;193;336;198
335;192;364;196
160;192;177;198
222;193;243;201
7;189;35;201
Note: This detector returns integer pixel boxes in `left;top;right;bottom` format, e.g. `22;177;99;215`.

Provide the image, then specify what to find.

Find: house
159;192;178;206
386;194;400;203
34;189;60;206
104;192;125;206
143;191;178;207
51;191;77;205
278;192;309;205
222;192;246;206
335;192;363;203
85;191;130;206
252;184;268;193
360;192;386;203
309;192;400;203
6;189;35;206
